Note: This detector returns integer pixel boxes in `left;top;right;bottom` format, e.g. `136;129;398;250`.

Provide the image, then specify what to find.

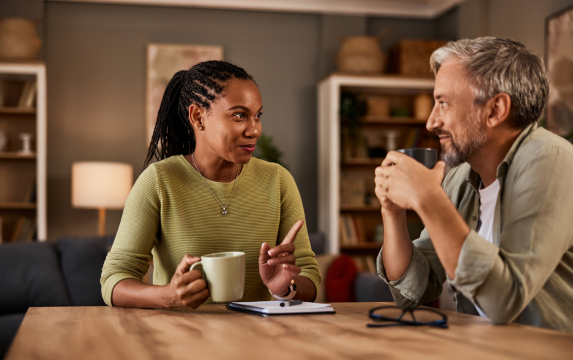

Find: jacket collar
465;122;538;191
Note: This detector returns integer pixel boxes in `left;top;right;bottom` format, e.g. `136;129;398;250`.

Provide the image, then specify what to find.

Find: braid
144;60;255;169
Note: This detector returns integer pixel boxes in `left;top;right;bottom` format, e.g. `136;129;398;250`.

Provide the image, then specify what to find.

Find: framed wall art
546;5;573;137
146;43;224;144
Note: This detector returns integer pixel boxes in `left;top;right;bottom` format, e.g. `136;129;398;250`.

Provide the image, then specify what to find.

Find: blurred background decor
71;162;133;237
337;36;385;75
253;133;288;169
0;17;41;61
387;39;448;77
146;43;223;144
546;5;573;137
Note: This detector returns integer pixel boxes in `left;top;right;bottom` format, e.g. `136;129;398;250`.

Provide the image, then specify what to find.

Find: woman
100;61;320;309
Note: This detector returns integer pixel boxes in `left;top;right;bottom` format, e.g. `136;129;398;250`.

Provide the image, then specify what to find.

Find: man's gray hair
430;37;549;128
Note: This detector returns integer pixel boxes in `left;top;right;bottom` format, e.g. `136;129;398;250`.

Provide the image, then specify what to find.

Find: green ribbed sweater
100;155;320;306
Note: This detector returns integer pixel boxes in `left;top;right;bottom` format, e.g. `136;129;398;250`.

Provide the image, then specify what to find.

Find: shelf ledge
0;107;36;115
0;203;37;210
0;152;37;160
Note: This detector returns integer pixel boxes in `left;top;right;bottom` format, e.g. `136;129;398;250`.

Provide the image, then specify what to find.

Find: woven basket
337;37;385;74
364;96;390;119
0;18;42;60
390;39;447;78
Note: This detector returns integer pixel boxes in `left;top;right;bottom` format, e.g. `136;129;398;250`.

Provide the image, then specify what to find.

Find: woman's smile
240;144;256;153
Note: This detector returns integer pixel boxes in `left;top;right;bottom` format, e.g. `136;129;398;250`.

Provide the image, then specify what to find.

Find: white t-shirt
475;179;500;318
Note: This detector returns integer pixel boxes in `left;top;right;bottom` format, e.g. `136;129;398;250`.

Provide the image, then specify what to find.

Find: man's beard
438;109;487;168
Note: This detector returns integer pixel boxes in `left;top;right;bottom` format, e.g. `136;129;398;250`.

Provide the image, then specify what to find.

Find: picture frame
545;5;573;137
145;43;224;145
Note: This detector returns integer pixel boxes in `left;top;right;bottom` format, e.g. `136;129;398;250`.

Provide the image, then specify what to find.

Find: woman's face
193;78;263;165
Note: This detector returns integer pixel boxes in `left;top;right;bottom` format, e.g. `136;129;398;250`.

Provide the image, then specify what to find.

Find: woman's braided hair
144;60;255;168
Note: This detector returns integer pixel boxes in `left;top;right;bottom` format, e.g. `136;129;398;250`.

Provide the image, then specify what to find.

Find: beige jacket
377;123;573;332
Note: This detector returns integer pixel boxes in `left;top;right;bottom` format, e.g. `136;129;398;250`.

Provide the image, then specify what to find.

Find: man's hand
375;151;446;212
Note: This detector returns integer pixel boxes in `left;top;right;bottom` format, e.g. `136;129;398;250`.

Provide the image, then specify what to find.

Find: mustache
434;129;452;137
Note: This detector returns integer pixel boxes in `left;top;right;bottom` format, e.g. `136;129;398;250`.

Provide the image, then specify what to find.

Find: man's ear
487;93;512;128
188;103;204;130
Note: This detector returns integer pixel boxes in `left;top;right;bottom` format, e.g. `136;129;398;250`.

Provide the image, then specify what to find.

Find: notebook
227;301;335;316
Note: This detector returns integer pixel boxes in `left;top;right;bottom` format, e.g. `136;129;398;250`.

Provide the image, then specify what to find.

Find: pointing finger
280;219;304;245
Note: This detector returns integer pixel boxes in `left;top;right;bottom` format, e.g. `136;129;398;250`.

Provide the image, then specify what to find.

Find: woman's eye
256;112;263;119
233;113;246;119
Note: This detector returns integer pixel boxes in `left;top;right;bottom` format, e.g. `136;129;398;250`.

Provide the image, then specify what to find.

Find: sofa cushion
0;242;70;315
354;272;394;302
325;254;357;302
57;236;113;306
0;313;25;359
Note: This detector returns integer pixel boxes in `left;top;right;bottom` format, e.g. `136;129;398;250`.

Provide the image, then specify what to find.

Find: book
17;80;36;109
11;217;26;242
343;214;358;244
353;216;366;244
365;255;377;274
227;301;335;316
339;215;350;245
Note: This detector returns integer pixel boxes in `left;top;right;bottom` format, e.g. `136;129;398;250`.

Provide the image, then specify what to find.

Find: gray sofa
0;236;114;359
308;233;393;303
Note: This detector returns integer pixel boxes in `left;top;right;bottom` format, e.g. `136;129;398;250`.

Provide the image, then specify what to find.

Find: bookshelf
318;74;437;264
0;62;47;243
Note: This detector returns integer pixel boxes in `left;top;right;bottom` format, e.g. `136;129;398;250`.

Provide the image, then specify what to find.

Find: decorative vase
0;18;42;60
337;36;385;75
414;92;433;120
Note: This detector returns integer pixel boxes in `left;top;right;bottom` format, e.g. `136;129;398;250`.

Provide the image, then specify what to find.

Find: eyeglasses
367;305;448;329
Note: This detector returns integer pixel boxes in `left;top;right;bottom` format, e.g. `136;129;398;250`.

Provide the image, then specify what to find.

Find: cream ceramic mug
190;251;246;302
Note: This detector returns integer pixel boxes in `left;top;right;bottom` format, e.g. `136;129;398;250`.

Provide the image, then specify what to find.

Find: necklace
191;153;240;215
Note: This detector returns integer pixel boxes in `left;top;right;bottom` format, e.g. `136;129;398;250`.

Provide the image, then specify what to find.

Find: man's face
427;59;487;168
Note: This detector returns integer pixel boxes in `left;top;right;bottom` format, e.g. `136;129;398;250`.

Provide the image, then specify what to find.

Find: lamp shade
72;162;133;209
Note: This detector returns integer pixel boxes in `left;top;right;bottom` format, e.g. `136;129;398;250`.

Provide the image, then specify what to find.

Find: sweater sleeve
276;165;321;297
100;165;161;306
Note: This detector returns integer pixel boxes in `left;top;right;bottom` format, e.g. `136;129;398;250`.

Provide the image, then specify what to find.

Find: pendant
221;208;227;215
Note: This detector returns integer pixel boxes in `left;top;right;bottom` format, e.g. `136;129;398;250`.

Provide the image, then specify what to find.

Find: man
375;37;573;332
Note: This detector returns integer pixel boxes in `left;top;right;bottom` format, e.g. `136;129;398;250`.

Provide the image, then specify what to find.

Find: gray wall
458;0;573;56
0;0;455;240
45;2;322;239
42;2;457;240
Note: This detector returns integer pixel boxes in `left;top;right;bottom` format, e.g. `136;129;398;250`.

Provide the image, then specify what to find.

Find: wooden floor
6;302;573;360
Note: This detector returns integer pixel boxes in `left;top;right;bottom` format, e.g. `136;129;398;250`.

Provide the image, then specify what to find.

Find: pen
280;300;303;307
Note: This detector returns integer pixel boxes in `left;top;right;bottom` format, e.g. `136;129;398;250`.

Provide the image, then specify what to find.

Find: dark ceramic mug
397;148;438;169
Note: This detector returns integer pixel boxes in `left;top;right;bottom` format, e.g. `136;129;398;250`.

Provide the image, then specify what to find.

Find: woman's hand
164;254;210;309
259;220;303;296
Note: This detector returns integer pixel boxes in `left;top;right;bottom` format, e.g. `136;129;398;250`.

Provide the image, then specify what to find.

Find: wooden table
6;303;573;360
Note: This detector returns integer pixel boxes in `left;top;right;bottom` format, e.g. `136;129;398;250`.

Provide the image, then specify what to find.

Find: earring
199;125;203;130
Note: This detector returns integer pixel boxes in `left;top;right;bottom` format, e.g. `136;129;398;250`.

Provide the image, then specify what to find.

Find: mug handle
190;261;205;279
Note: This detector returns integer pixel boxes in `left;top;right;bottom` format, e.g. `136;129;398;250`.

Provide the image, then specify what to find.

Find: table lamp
72;162;133;237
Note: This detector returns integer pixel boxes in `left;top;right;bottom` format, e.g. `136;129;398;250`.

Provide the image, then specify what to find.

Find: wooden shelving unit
318;74;436;256
0;62;47;243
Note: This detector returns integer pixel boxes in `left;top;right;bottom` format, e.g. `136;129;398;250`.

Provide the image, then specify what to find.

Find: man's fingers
432;161;446;179
280;219;304;246
176;254;200;275
381;151;404;166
